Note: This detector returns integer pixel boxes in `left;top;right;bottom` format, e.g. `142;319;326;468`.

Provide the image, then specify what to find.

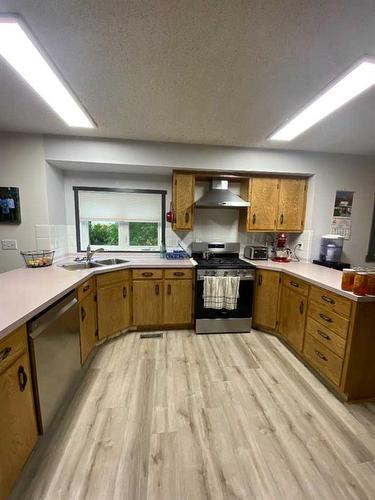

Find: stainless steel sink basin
60;262;102;271
93;258;129;266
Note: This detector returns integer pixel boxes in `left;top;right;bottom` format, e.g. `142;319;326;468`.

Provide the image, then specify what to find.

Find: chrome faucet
86;245;105;262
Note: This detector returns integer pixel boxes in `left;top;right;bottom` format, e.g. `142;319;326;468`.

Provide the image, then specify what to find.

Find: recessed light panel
269;58;375;141
0;16;94;128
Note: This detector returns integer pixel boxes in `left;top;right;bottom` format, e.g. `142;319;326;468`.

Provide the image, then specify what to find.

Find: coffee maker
272;233;291;262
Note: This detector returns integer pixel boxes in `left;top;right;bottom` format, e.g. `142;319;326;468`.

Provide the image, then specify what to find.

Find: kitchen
1;2;375;499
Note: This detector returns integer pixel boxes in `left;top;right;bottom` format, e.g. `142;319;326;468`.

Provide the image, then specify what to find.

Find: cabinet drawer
305;317;346;359
164;268;193;279
96;270;130;287
0;325;28;374
308;300;349;339
282;274;309;296
132;269;163;280
77;278;95;301
303;333;343;386
310;286;351;318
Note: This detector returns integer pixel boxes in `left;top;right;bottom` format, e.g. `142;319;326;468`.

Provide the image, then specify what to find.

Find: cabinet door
97;282;130;340
164;279;193;325
249;178;279;231
172;173;195;231
253;270;280;331
133;280;163;326
0;352;38;499
277;178;307;231
278;286;307;352
79;291;97;364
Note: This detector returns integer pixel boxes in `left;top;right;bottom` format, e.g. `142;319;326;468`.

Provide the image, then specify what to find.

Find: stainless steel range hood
195;179;250;208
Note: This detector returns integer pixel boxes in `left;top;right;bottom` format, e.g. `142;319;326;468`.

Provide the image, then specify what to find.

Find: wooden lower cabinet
253;270;280;331
133;280;163;326
79;290;97;364
278;285;307;352
97;281;131;339
164;279;193;325
0;329;38;499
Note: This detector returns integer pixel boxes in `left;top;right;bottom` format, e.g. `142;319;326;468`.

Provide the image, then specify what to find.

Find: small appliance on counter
272;233;291;262
319;234;344;263
244;245;268;260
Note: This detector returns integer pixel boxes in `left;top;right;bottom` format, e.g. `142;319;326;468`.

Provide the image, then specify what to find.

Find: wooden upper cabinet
163;279;193;325
241;178;279;231
172;173;195;231
277;178;307;232
132;280;163;326
253;270;281;331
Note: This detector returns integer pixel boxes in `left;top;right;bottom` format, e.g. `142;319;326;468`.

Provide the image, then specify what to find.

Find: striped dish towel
203;276;240;310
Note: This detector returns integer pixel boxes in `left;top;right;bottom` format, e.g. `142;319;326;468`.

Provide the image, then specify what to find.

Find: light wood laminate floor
11;330;375;500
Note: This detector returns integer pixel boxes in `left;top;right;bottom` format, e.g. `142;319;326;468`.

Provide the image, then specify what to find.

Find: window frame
366;195;375;262
73;186;166;253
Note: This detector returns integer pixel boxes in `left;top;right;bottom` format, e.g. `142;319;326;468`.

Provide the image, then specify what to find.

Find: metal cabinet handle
185;212;190;224
155;284;160;295
317;330;331;341
18;365;28;392
321;295;335;305
280;214;284;225
142;272;153;277
167;284;171;295
123;286;127;299
319;313;332;323
173;271;184;277
315;350;327;361
83;284;90;293
81;306;86;322
258;274;263;286
0;346;11;362
252;213;256;225
290;281;299;288
299;301;304;315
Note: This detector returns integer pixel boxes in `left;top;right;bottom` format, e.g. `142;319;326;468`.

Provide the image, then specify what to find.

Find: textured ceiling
0;0;375;154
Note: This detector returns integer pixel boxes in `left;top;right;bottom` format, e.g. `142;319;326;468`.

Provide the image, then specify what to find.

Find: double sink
61;257;129;271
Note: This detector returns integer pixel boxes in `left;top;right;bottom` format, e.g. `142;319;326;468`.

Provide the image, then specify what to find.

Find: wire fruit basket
21;250;55;268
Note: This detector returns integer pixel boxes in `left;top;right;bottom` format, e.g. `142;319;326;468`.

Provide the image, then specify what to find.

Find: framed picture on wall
0;187;21;224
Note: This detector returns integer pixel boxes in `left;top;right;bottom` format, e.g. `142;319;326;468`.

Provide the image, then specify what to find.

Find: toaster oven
244;245;268;260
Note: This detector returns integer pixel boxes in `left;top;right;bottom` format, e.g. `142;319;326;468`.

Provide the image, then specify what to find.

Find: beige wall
0;134;49;272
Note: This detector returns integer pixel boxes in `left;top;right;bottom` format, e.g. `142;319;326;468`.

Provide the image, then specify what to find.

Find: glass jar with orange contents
341;268;356;292
366;272;375;296
353;272;368;296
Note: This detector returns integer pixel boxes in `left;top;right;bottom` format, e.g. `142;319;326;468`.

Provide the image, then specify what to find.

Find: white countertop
243;258;375;303
0;253;194;340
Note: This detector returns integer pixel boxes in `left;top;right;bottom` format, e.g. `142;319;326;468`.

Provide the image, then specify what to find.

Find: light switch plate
1;239;18;250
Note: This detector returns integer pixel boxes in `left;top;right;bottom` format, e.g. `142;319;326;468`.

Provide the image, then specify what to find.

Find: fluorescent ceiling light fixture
0;16;94;128
269;57;375;141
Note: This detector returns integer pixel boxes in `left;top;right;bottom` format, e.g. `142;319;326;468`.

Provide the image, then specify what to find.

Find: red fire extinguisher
166;202;173;223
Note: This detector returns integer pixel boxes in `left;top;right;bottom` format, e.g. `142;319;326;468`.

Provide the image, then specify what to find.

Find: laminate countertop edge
244;259;375;303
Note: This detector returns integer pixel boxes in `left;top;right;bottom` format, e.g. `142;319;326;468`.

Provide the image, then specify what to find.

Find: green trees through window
129;222;158;246
89;222;119;245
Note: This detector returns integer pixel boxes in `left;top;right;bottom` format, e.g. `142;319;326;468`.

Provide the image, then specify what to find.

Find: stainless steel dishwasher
28;290;81;433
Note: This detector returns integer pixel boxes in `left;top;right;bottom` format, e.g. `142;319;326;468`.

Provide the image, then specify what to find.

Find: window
74;187;166;252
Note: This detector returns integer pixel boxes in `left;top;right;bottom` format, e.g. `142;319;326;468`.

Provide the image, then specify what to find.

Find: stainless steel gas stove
192;242;255;334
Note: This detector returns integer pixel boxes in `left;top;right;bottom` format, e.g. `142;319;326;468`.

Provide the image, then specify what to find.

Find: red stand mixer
272;233;292;262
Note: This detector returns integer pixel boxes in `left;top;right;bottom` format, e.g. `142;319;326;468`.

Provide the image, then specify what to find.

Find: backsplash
35;225;69;258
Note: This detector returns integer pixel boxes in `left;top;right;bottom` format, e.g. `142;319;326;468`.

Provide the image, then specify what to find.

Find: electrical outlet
1;239;18;250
